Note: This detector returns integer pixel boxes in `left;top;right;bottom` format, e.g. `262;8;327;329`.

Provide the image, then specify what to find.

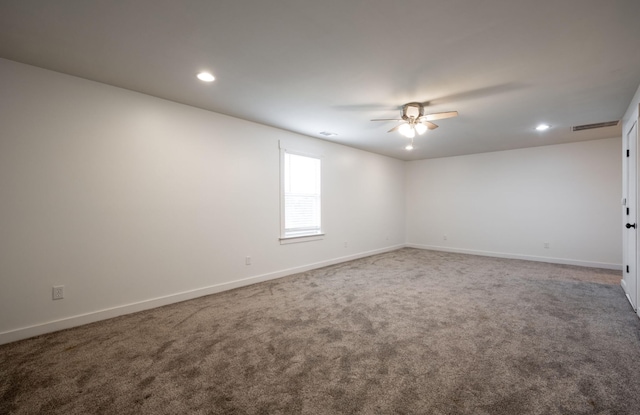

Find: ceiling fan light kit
399;123;415;138
414;123;428;135
371;102;458;150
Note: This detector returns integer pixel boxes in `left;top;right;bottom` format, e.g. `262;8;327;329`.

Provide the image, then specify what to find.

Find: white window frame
279;146;324;244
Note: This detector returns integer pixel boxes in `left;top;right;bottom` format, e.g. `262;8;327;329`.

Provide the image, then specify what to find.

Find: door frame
622;120;638;311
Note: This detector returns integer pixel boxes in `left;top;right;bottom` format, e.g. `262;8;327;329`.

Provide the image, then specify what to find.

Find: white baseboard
620;279;638;312
0;244;405;345
405;243;623;271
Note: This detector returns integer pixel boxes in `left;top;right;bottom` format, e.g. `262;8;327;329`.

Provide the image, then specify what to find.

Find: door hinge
627;207;630;215
627;149;630;157
627;265;630;273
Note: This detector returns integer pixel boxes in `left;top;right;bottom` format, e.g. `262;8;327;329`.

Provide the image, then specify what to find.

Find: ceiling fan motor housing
402;102;424;121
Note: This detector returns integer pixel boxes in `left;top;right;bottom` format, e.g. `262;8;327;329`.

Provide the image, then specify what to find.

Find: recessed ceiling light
196;72;215;82
536;124;550;131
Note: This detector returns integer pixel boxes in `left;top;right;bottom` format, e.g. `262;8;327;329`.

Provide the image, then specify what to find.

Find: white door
623;120;637;310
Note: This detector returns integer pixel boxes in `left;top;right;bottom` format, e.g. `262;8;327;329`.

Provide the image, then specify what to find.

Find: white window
280;149;323;242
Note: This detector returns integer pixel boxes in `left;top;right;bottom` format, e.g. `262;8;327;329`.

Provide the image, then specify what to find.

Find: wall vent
571;120;619;132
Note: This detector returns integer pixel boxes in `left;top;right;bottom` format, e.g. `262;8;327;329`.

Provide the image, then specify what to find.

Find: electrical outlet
544;242;550;249
52;285;64;300
443;234;448;241
344;242;348;248
245;256;251;265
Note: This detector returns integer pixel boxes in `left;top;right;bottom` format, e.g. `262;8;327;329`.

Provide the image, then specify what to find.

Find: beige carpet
2;248;640;414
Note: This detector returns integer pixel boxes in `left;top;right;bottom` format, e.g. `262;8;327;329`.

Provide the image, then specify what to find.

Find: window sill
279;233;325;245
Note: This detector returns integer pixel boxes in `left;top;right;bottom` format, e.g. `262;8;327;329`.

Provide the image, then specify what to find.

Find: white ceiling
1;0;639;161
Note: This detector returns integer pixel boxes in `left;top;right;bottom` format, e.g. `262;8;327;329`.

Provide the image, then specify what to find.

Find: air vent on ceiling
571;120;619;132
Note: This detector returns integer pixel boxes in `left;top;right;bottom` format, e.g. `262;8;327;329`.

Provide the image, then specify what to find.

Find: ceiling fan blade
387;123;405;133
422;111;458;121
371;118;403;122
426;83;524;106
424;121;439;130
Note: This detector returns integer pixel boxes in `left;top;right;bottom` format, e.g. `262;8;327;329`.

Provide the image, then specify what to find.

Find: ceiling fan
371;102;458;149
